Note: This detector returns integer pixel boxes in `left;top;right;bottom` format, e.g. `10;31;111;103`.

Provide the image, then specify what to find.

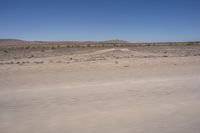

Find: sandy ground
0;46;200;133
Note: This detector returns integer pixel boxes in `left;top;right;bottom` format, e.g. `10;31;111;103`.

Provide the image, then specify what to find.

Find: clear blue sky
0;0;200;42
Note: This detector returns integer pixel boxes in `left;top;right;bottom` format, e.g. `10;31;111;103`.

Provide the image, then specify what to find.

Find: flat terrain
0;44;200;133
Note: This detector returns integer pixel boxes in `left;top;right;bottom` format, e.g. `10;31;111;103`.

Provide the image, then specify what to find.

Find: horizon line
0;38;200;43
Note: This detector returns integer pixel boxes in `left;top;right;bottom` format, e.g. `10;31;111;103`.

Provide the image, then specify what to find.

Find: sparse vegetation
3;50;8;53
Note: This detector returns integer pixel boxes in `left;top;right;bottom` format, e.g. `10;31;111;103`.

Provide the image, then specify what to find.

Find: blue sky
0;0;200;42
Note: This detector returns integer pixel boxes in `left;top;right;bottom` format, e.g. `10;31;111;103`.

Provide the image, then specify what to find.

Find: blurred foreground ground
0;45;200;133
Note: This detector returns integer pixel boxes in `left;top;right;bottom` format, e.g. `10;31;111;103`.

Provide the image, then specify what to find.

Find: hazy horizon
1;38;200;43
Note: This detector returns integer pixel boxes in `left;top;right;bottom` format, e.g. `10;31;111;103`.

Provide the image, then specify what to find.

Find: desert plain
0;40;200;133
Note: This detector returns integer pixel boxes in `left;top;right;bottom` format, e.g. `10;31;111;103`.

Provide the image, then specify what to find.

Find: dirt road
0;56;200;133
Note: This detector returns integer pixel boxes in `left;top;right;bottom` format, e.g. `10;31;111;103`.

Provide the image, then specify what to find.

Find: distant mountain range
0;39;199;47
0;39;130;46
0;39;129;43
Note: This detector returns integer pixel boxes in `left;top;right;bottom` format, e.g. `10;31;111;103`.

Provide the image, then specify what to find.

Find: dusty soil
1;45;200;62
0;45;200;133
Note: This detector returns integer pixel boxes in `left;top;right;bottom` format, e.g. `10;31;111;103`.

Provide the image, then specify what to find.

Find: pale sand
0;47;200;133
